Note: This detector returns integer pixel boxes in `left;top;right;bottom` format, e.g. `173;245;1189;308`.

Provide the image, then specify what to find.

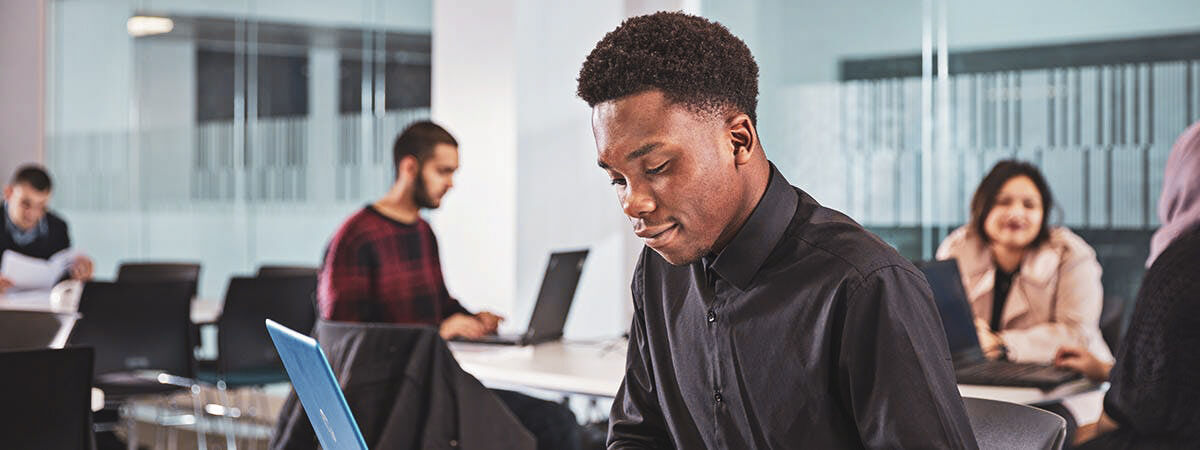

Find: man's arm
837;265;978;449
607;307;671;449
608;253;671;449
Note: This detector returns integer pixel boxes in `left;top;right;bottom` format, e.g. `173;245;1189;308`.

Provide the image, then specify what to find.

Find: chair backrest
68;281;195;378
0;347;95;450
256;265;318;278
218;275;317;374
0;309;78;350
963;397;1066;450
270;320;536;450
116;262;201;298
1100;294;1137;354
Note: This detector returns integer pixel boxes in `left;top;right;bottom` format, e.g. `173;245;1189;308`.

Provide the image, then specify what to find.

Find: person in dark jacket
577;12;977;449
271;321;536;450
1056;120;1200;449
0;165;92;293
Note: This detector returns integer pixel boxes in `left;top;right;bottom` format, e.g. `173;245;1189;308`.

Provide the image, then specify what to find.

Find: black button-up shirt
608;166;978;449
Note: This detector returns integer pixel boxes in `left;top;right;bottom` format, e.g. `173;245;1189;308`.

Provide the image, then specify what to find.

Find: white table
0;292;222;325
451;339;1103;407
451;341;626;397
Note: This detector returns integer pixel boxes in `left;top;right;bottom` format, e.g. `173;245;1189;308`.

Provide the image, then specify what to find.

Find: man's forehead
10;184;50;198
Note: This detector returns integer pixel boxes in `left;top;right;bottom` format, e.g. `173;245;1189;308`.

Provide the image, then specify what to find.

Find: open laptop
457;249;588;346
918;259;1081;390
265;319;368;450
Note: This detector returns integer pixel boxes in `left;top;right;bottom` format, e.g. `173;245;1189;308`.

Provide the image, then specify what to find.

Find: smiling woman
937;159;1111;365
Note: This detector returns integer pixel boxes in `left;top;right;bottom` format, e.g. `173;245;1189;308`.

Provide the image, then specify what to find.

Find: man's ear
398;155;420;179
2;185;11;200
728;114;757;166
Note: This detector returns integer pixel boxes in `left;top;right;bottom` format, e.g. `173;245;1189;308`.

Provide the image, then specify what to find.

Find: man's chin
651;246;704;266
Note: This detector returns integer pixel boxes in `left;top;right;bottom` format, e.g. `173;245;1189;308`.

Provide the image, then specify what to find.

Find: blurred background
1;0;1198;339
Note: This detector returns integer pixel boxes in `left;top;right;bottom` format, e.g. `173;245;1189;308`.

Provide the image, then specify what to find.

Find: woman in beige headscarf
1059;120;1200;449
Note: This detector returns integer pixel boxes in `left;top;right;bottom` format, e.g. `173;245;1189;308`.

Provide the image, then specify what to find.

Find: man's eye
646;162;668;175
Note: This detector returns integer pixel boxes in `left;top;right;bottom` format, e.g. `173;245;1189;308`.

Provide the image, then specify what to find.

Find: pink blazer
935;226;1113;364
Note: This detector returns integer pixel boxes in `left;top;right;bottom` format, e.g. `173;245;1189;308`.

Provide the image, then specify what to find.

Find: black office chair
198;275;317;387
0;309;78;350
271;320;536;449
67;280;196;401
116;261;201;299
1100;294;1137;354
256;264;318;278
0;347;96;450
963;397;1067;450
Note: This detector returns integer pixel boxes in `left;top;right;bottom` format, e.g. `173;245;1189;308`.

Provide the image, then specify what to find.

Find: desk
452;340;1103;407
0;292;222;325
451;341;626;397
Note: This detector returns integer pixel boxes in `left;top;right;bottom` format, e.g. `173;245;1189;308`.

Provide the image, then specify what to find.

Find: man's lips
634;223;679;246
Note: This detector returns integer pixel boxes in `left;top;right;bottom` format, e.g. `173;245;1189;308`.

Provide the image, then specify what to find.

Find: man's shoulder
330;208;388;245
44;210;69;230
781;197;913;281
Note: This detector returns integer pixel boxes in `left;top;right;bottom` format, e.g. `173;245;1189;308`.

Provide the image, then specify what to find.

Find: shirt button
706;309;716;323
714;390;723;403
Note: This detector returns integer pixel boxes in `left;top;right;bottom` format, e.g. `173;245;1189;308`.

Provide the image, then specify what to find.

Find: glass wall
704;0;1200;301
44;0;432;299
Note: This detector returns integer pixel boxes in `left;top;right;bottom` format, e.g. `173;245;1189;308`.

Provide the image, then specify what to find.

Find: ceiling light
127;16;174;37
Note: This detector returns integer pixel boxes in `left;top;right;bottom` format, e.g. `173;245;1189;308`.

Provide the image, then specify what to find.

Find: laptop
265;319;368;450
457;249;588;346
918;259;1081;390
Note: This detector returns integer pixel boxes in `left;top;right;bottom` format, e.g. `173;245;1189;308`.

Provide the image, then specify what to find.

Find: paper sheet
0;249;76;290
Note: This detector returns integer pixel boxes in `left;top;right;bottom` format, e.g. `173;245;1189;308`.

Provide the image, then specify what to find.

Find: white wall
513;0;631;339
429;0;520;321
0;0;45;179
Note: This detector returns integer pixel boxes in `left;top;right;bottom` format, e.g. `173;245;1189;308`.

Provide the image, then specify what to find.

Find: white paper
1;249;77;290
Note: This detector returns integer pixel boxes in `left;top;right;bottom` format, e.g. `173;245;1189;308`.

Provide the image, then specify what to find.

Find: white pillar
0;0;46;180
430;0;520;316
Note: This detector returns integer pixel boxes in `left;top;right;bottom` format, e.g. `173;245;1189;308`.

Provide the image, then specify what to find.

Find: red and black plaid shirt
318;206;470;325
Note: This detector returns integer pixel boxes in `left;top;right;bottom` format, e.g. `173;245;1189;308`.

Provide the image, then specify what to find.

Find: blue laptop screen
265;319;368;450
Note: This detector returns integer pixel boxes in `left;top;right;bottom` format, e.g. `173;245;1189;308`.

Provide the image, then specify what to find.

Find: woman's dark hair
970;160;1055;248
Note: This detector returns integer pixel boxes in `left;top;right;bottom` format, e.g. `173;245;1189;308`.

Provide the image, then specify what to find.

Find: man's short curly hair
576;11;759;124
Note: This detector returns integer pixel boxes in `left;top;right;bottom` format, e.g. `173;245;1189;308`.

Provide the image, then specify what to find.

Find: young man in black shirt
0;165;92;293
578;12;977;448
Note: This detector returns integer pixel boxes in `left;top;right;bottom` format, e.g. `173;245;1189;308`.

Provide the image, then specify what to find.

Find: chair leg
217;380;238;450
122;404;139;450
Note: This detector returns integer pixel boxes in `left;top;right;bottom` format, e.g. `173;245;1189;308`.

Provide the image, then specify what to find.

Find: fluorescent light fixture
127;16;174;37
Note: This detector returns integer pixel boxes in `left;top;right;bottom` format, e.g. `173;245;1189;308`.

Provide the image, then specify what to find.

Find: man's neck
373;186;420;224
710;161;771;256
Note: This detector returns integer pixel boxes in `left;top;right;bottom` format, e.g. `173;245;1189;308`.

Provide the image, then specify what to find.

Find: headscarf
1148;120;1200;267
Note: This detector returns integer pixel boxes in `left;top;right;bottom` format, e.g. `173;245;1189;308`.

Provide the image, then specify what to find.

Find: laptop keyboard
956;360;1082;389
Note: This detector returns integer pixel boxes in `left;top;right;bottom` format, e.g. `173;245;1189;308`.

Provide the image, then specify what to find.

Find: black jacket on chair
270;320;535;450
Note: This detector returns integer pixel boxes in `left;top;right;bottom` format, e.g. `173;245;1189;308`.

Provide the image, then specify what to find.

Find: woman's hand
975;318;1007;359
1055;345;1112;382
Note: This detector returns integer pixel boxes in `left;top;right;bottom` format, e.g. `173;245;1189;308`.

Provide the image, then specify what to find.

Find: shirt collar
3;202;48;246
706;164;799;291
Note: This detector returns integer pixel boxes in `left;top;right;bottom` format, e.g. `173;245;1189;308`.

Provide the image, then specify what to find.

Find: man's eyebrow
626;142;662;161
598;142;663;170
